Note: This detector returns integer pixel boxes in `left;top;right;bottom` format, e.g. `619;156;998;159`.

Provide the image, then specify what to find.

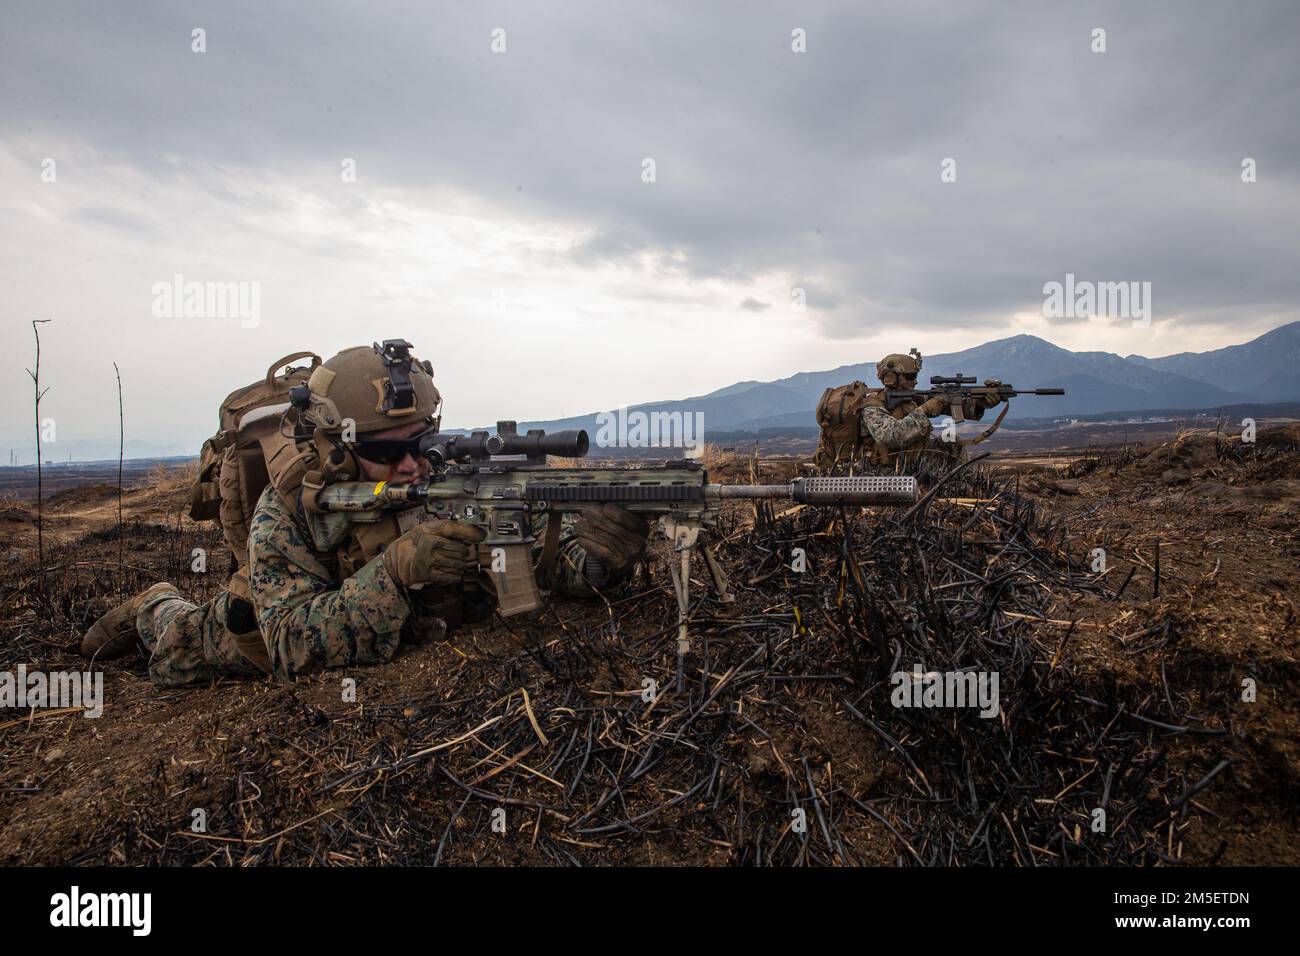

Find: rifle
308;421;915;687
885;374;1065;423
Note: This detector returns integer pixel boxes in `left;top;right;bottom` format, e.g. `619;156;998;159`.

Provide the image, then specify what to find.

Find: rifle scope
499;429;590;459
419;431;504;467
420;427;590;466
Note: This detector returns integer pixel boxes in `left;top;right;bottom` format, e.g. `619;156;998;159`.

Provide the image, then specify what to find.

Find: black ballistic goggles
352;426;435;465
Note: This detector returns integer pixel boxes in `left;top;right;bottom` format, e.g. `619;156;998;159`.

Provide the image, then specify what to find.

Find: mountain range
498;321;1300;436
7;323;1297;463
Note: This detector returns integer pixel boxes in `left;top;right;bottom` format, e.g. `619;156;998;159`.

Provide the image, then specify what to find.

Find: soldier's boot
80;582;182;660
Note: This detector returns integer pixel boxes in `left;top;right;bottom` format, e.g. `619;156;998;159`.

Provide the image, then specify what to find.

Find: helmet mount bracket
373;339;417;414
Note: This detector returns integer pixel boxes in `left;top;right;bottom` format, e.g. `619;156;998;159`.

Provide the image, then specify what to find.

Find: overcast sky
2;0;1297;456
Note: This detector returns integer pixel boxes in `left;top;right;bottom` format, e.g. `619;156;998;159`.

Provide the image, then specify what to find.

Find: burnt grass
0;439;1297;866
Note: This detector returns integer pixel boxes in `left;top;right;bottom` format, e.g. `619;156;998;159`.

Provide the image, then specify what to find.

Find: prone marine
79;341;651;686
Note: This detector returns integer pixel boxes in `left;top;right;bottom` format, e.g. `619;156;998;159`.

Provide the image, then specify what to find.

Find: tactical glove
382;519;486;588
920;396;950;417
574;503;650;576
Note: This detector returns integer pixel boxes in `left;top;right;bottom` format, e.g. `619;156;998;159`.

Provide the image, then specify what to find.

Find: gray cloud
5;1;1297;324
1;0;1298;449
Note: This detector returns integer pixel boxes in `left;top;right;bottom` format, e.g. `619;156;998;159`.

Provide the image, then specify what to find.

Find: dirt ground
0;432;1297;866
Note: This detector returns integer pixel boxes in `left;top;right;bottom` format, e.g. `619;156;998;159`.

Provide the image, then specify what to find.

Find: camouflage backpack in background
189;352;323;571
814;380;876;470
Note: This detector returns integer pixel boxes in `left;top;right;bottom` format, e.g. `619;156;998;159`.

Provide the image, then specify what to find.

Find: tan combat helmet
289;340;441;482
296;339;441;437
876;348;923;387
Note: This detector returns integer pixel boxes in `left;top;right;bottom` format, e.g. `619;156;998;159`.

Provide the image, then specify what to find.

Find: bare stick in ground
24;319;52;597
114;361;125;595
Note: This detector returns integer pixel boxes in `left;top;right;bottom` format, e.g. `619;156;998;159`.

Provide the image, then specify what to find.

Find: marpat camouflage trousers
136;588;265;688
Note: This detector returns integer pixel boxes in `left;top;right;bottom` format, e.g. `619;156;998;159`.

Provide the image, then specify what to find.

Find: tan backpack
814;380;878;470
190;352;322;568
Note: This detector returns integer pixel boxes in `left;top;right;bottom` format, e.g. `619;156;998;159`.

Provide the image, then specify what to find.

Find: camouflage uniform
138;485;612;687
859;393;988;468
137;587;266;687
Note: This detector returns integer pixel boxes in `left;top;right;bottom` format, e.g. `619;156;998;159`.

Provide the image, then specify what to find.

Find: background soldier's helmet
298;340;441;436
876;349;922;386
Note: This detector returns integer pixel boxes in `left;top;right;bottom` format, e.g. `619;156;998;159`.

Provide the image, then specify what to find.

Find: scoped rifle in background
885;374;1065;422
309;421;915;687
